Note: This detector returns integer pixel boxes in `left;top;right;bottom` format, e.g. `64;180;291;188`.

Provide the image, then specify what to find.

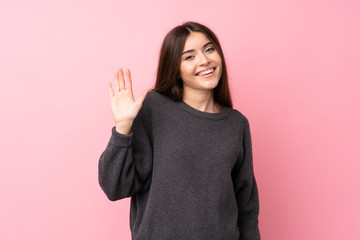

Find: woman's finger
108;82;114;97
114;71;120;92
136;88;149;105
118;68;125;91
125;68;134;99
125;68;132;90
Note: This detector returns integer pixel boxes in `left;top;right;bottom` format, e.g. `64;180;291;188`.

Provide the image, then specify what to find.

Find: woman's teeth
199;68;214;76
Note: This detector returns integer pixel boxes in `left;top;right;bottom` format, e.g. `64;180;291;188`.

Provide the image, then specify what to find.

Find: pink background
1;0;359;239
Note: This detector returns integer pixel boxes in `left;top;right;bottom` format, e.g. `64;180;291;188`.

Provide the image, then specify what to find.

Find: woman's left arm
232;118;261;240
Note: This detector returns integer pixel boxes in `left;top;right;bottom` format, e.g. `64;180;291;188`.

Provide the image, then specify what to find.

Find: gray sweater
98;90;260;240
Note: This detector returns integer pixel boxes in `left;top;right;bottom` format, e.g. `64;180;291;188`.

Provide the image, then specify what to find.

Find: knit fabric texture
98;90;260;240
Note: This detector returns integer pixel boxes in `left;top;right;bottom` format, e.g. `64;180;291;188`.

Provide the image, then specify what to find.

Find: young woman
98;21;260;240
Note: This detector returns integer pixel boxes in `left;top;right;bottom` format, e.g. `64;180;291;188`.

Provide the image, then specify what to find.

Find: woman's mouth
196;67;216;77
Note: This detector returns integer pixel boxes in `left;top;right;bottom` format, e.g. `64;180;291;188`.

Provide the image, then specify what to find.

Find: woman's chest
152;115;244;173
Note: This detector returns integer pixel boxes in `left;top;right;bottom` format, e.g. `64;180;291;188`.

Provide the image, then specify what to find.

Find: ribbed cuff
109;126;133;147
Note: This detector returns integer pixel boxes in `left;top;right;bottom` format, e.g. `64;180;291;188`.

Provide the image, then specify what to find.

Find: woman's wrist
115;120;133;135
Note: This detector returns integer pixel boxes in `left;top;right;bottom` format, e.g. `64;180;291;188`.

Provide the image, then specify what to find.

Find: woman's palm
108;68;148;124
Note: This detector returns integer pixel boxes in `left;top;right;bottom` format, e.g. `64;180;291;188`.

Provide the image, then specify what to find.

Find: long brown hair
153;21;233;108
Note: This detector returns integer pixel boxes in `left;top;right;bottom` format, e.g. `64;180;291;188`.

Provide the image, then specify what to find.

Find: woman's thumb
136;89;150;105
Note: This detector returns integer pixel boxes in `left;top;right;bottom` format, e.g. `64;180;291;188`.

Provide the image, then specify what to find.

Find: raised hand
108;68;149;134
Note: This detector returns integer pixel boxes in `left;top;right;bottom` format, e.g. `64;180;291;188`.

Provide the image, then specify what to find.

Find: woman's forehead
183;32;212;51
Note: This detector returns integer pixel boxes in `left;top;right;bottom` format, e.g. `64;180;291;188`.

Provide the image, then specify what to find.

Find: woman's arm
232;118;261;240
98;68;152;201
98;123;153;201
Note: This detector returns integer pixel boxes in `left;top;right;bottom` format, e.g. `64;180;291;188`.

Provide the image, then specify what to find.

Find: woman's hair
153;21;233;108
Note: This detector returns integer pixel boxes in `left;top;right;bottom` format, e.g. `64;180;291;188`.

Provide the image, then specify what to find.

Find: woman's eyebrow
181;41;214;55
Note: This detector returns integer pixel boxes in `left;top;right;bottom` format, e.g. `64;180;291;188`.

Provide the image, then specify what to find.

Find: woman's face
179;32;222;94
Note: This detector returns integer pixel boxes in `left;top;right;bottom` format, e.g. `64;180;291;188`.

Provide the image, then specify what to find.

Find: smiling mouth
196;67;215;76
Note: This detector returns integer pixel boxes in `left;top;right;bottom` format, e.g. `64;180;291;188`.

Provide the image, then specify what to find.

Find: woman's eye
185;56;194;60
205;47;215;53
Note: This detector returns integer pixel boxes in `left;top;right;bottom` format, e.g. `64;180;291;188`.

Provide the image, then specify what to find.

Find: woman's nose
198;52;210;66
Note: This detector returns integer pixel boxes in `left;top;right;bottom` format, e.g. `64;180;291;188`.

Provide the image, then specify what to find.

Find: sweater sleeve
232;118;261;240
98;100;153;201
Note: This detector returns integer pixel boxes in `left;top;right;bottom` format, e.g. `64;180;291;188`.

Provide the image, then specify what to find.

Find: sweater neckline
177;100;231;120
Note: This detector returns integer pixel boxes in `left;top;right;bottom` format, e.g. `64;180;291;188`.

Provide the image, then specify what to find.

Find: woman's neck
182;89;222;113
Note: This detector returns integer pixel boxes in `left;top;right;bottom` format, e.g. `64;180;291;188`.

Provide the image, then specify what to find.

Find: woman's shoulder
142;90;173;109
144;90;167;102
137;90;170;117
227;108;251;130
228;107;248;121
